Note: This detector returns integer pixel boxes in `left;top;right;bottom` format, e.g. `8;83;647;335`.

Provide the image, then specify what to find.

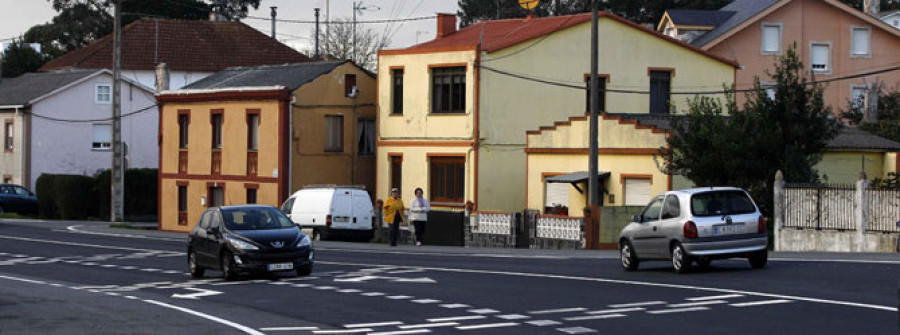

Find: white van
280;186;374;240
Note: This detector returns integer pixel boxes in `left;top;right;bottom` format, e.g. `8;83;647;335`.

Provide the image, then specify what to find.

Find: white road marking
171;288;223;300
398;322;459;329
212;281;251;286
0;234;172;253
124;296;140;300
312;329;372;334
455;322;519;330
338;289;362;293
563;313;626;321
163;270;182;274
647;307;710;314
608;301;666;308
269;282;292;286
386;295;413;300
314;286;338;290
585;307;645;314
426;316;486;322
140;268;162;272
100;264;118;268
143;299;265;335
439;303;469;309
361;292;385;297
293;284;313;288
730;299;793;307
527;320;562;326
686;294;744;301
529;307;587;314
496;314;530;320
104;292;121;296
260;327;320;331
667;300;729;308
468;308;499;314
344;321;403;328
385;269;425;274
368;330;431;335
411;299;441;304
120;266;137;270
557;326;598;334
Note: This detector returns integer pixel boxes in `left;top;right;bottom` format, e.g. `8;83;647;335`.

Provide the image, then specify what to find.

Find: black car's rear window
222;207;294;231
690;191;756;217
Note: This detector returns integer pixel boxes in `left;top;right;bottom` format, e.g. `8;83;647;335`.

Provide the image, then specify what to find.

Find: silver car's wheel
620;241;639;271
672;243;691;274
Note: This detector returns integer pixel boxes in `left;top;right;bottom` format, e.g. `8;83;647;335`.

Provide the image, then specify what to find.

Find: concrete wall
778;228;898;252
29;74;157;189
599;206;644;245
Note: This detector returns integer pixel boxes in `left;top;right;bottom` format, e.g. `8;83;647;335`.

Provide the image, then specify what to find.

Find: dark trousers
389;215;401;246
413;220;426;244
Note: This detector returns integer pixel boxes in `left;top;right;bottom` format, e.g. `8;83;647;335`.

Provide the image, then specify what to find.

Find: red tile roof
400;12;738;67
40;19;311;72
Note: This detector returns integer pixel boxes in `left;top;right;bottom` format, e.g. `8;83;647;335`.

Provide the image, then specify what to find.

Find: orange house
157;61;376;232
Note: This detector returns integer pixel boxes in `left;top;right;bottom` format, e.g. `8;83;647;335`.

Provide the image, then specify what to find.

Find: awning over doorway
545;171;610;184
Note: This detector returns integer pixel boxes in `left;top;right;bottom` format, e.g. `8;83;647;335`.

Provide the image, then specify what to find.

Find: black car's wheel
188;250;204;278
297;264;313;276
749;250;768;269
221;251;238;281
672;243;692;274
619;241;639;271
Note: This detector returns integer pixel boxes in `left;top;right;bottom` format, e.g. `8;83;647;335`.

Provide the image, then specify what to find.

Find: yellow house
157;61;376;232
376;12;737;211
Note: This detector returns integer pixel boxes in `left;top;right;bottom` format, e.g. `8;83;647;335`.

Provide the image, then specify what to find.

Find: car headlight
226;236;259;251
297;235;312;248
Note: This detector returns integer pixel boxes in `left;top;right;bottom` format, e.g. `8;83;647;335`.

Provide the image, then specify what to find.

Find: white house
0;69;156;189
880;11;900;29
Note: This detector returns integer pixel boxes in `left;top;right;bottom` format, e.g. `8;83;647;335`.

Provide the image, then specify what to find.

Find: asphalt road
0;218;897;335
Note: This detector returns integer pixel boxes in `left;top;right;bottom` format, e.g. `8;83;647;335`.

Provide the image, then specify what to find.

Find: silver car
618;187;768;273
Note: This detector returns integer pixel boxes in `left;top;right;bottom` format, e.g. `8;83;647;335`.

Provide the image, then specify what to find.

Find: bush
94;168;158;219
54;175;96;220
34;174;57;219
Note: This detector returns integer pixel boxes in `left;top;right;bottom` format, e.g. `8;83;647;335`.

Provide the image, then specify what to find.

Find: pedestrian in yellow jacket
383;188;404;246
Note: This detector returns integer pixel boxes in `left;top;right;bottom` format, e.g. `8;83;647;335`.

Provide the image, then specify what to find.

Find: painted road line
730;299;793;307
120;266;137;270
686;294;744;301
212;281;251;286
496;314;530;320
312;329;372;334
455;322;519;331
100;264;118;268
338;289;362;293
585;307;645;314
293;284;313;288
412;299;441;304
362;292;385;297
557;327;598;334
426;316;486;322
269;282;292;286
314;286;338;290
646;307;710;315
527;320;563;327
398;322;459;329
368;329;431;335
563;314;626;321
529;307;587;315
386;295;413;300
143;300;264;335
344;321;404;328
468;308;500;314
260;327;320;331
163;270;182;274
439;303;469;309
667;300;729;308
608;301;667;308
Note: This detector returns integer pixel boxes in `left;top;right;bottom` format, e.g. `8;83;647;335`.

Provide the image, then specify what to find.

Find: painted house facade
157;61;375;232
376;12;736;212
0;70;156;189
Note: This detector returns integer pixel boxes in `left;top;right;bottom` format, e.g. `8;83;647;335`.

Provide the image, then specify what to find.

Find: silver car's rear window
690;191;756;217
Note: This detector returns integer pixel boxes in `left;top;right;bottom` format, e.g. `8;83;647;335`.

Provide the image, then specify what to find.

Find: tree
457;0;733;27
839;0;900;12
659;45;840;216
840;83;900;143
310;18;390;71
1;40;49;78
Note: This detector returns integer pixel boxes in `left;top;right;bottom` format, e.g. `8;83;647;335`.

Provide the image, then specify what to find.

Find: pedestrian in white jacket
409;187;430;246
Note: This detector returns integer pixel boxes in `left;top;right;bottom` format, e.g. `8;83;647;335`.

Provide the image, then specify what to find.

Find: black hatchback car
188;205;314;280
0;184;38;215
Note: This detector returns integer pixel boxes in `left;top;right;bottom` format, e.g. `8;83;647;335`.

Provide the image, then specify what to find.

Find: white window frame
850;26;871;58
760;22;783;55
810;41;833;75
92;123;112;151
95;83;112;104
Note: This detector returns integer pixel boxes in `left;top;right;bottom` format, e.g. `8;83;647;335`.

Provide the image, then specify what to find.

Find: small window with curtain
178;113;189;149
810;42;831;74
761;23;782;54
851;27;871;57
357;118;375;157
247;113;259;151
92;123;112;150
95;84;112;104
211;113;223;149
430;156;465;204
392;69;403;114
345;74;357;97
431;66;466;114
325;115;344;152
4;120;13;151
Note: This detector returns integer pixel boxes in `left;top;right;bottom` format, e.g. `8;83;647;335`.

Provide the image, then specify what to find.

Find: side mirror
631;214;641;223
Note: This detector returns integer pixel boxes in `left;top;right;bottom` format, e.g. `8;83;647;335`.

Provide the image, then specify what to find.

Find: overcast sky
0;0;460;51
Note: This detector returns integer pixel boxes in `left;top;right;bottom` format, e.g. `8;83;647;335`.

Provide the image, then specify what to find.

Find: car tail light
326;215;332;227
683;221;698;238
758;216;767;234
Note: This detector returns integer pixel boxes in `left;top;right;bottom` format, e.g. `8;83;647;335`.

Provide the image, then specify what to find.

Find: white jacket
408;197;430;222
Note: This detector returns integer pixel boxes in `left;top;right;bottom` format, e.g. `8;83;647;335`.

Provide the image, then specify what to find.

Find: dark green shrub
53;175;96;220
94;168;158;219
35;174;57;219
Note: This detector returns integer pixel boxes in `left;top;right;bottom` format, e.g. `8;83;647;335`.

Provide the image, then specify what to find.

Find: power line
242;14;436;25
29;104;158;123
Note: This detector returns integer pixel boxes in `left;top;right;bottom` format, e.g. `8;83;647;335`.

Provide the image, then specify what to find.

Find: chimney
864;0;881;15
436;13;457;38
155;63;169;92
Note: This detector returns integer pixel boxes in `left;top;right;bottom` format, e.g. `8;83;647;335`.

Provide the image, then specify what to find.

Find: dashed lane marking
646;306;710;314
527;320;563;327
426;316;486;322
563;313;627;321
368;330;431;335
455;322;519;331
439;303;469;309
386;295;413;300
557;326;599;334
260;327;320;331
496;314;530;320
337;289;362;293
361;292;385;297
529;307;588;315
608;301;667;308
467;308;499;314
687;294;744;301
397;322;459;329
584;307;645;315
730;299;793;307
411;299;441;304
312;329;372;334
345;321;404;328
667;300;729;308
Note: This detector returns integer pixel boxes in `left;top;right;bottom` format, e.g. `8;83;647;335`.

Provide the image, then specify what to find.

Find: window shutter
624;178;651;206
92;124;112;149
811;44;829;71
545;182;570;208
852;28;869;55
762;25;780;52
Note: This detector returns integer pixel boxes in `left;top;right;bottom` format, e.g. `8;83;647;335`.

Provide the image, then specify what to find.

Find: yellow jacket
383;196;405;225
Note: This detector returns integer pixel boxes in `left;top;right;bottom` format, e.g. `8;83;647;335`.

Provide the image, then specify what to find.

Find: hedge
35;169;158;220
94;168;158;219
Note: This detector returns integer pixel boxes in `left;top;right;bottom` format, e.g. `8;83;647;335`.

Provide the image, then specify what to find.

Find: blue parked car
0;184;38;215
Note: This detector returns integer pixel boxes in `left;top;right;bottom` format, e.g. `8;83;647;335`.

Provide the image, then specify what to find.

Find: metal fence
867;188;900;233
784;183;856;230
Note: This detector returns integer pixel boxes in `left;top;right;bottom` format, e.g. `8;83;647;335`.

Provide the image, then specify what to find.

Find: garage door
545;182;570;208
624;178;651;206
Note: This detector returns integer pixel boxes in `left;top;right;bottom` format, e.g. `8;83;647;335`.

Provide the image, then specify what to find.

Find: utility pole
111;0;124;222
352;1;358;63
315;8;321;60
270;6;277;38
588;0;599;207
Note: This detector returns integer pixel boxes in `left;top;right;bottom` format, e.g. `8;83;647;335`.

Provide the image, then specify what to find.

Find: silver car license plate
714;224;744;234
268;263;294;271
